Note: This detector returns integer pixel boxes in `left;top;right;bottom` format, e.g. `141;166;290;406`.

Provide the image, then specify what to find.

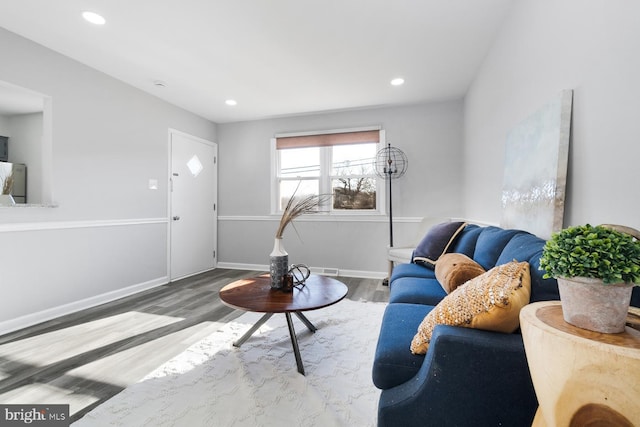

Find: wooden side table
520;301;640;427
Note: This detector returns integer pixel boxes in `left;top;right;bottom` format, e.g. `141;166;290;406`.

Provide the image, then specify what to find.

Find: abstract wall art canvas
500;90;573;240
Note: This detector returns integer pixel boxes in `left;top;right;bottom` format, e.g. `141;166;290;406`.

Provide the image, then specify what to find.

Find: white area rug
73;299;386;427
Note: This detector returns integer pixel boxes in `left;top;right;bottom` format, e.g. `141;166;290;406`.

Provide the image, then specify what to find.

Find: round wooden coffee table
219;274;348;375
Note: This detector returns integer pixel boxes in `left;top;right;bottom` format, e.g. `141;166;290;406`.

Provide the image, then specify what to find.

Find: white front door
170;130;217;280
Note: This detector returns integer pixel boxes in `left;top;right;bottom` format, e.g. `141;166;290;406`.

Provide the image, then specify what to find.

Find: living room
1;0;639;425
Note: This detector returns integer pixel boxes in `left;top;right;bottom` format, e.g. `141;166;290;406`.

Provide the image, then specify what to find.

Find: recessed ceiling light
225;99;237;106
391;78;405;86
82;11;106;25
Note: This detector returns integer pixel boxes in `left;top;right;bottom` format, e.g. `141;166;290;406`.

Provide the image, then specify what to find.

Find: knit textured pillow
410;261;531;355
435;253;486;293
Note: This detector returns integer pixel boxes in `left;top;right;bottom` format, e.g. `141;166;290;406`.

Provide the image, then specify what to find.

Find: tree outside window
331;143;377;210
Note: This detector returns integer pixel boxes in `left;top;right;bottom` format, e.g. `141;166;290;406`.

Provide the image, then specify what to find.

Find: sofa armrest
378;324;538;427
387;245;415;264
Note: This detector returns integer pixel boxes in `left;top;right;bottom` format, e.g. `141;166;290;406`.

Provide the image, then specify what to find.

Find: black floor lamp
375;143;408;284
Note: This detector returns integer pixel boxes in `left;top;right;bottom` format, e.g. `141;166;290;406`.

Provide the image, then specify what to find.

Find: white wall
463;0;640;230
0;28;217;333
217;101;464;276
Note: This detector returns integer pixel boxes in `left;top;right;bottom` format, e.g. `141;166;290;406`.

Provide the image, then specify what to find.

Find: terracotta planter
557;277;633;333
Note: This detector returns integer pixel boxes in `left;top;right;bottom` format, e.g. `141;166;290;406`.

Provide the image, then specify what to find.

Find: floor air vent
321;268;339;276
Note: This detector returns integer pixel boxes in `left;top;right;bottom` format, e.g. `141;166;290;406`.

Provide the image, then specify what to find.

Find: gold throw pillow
411;261;531;355
435;253;486;293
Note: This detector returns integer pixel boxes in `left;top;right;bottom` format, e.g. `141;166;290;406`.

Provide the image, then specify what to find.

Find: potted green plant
539;223;640;333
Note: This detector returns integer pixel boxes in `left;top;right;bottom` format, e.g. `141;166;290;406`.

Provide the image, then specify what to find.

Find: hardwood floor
0;269;389;422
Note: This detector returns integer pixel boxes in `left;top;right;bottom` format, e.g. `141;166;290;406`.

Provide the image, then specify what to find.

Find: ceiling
0;0;513;123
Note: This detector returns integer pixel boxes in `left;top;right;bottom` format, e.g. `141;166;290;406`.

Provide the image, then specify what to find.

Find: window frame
271;127;386;216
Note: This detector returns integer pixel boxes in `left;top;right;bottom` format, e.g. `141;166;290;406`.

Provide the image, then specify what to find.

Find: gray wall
0;115;8;133
0;28;217;333
217;101;464;276
463;0;640;230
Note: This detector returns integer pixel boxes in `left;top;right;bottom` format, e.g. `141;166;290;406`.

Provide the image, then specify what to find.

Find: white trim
378;129;387;215
167;129;173;285
0;203;58;209
0;276;168;336
0;217;168;233
320;143;331;199
274;125;382;138
217;262;386;280
168;128;218;147
339;269;387;279
217;215;498;226
218;214;402;223
218;262;266;271
218;215;422;223
270;138;278;214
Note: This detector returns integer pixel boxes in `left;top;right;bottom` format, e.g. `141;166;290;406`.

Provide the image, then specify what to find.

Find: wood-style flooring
0;269;389;422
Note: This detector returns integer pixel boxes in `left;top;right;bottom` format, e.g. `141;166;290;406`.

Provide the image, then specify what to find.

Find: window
272;128;383;214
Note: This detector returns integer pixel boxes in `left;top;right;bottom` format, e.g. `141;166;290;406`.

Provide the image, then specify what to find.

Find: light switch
148;179;158;190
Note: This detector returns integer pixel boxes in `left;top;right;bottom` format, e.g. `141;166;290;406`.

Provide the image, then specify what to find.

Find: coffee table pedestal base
233;311;318;375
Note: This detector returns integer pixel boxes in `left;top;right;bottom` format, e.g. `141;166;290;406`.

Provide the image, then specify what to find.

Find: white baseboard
337;269;387;279
217;262;387;280
217;262;266;271
0;276;169;336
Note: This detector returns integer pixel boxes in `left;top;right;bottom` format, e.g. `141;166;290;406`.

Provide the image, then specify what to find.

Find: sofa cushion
411;261;531;355
373;303;434;390
447;223;483;257
471;227;523;270
495;231;545;265
389;277;447;305
493;232;559;302
389;262;436;283
412;221;467;268
435;253;486;293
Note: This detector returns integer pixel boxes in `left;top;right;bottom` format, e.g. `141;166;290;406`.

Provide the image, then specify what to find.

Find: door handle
173;216;180;221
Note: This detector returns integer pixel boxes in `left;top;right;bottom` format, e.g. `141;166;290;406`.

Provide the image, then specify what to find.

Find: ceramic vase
270;238;288;289
0;194;15;206
557;276;633;333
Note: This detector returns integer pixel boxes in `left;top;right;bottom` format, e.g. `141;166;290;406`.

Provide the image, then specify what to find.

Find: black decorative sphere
375;144;408;179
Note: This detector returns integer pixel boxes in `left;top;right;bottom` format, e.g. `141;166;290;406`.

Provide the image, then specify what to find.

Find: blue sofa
372;224;640;426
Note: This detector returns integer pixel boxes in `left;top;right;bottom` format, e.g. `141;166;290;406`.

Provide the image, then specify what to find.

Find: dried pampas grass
1;174;13;195
276;184;331;239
